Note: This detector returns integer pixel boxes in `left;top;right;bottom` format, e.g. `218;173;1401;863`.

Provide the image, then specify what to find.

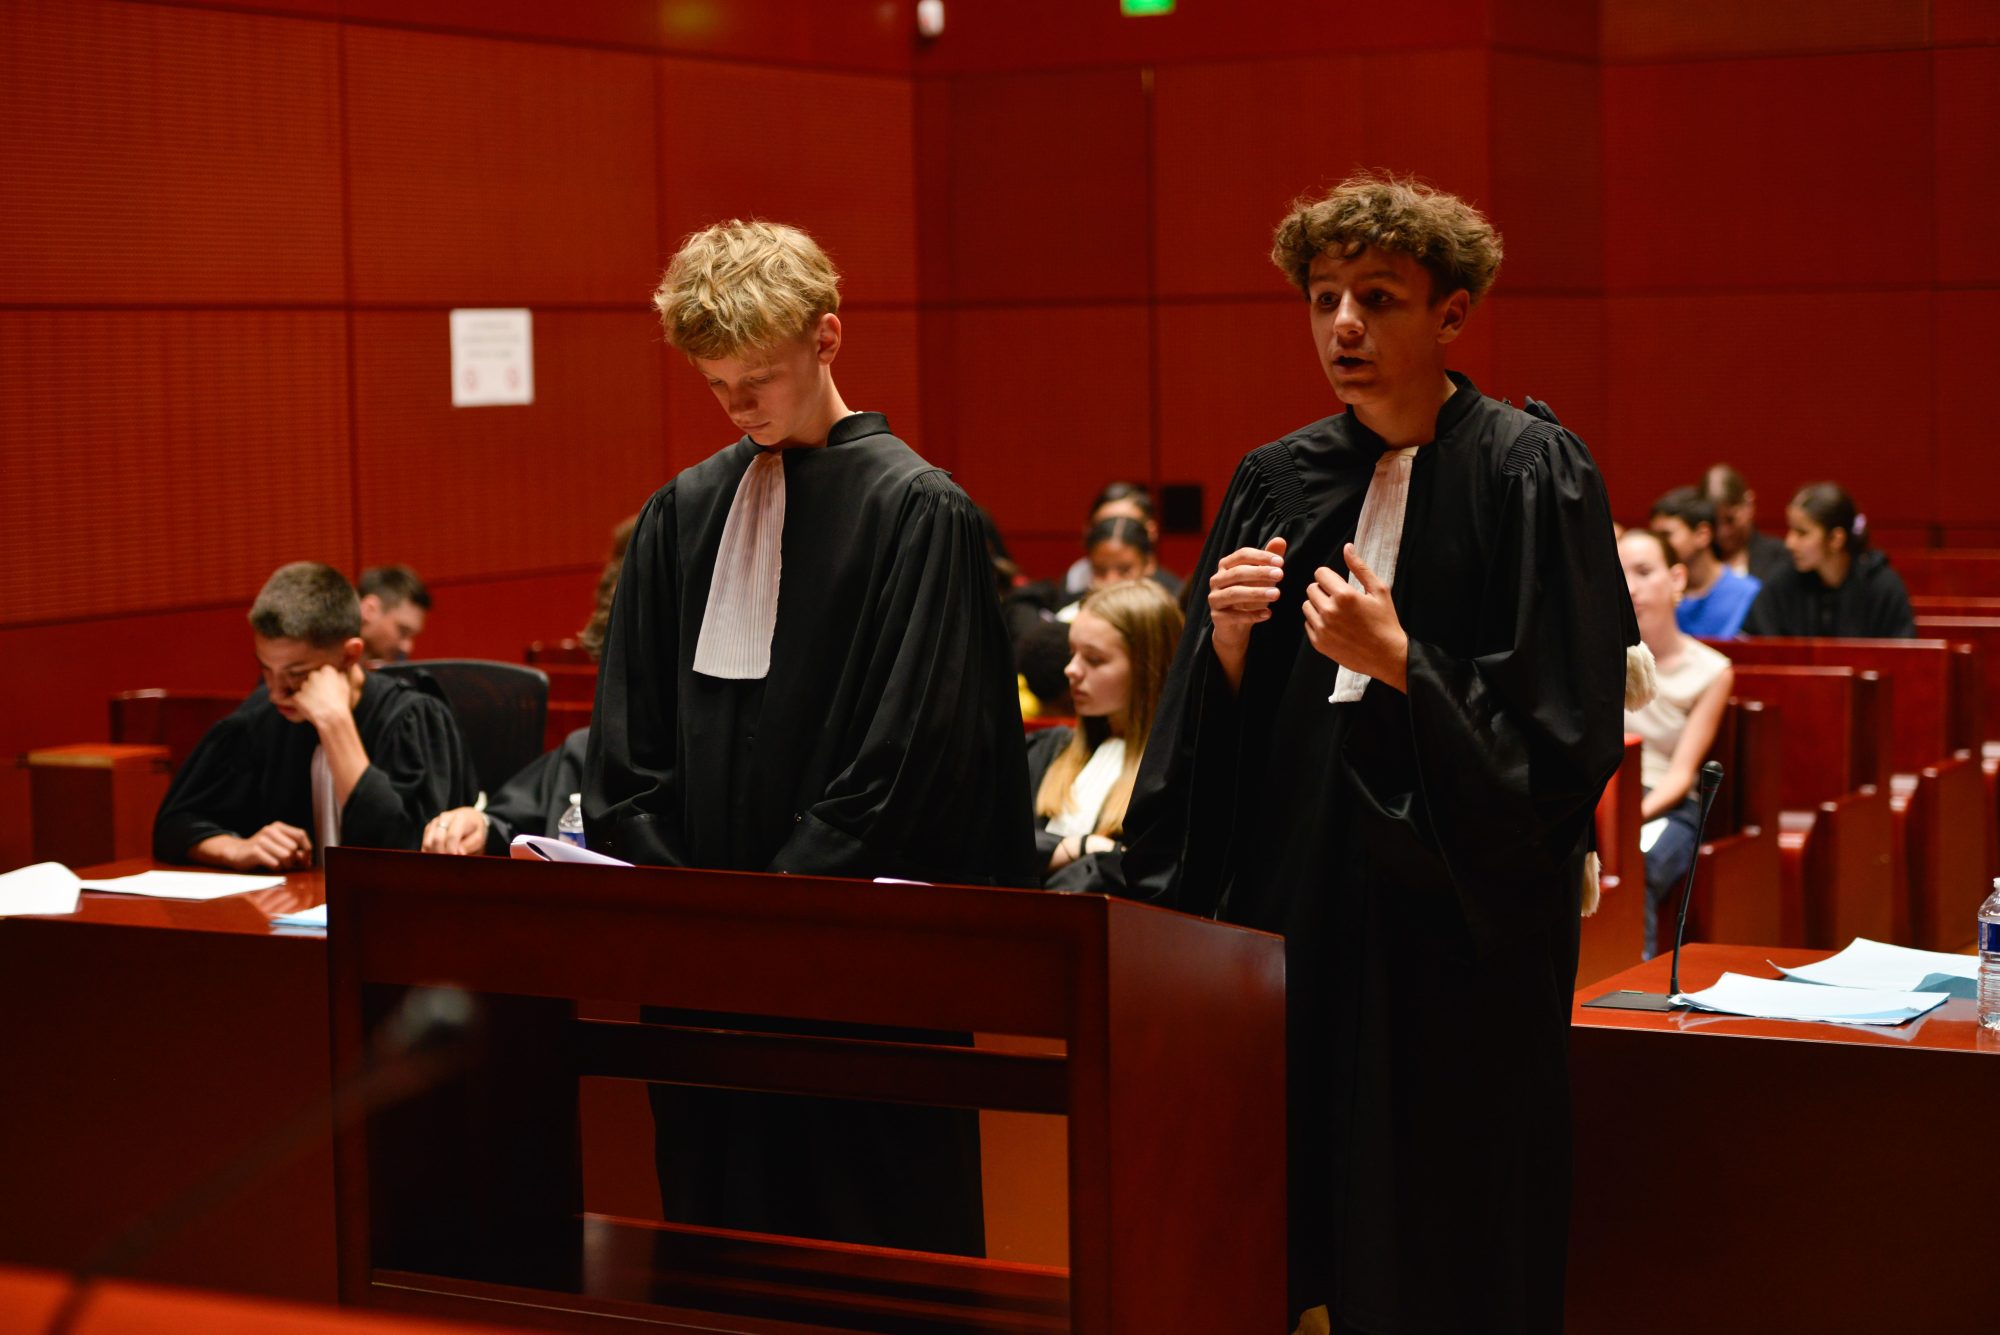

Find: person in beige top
1619;527;1734;956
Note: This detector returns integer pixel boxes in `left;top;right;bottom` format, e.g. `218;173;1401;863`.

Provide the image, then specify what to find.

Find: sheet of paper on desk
76;869;286;899
1674;972;1950;1025
1775;937;1978;995
270;904;327;928
0;862;82;916
509;834;630;866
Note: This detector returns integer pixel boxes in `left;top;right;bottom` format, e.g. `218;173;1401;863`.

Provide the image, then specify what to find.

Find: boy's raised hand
292;663;355;731
1304;543;1408;691
1207;536;1287;692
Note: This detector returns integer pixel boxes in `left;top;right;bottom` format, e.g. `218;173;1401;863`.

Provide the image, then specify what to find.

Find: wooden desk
1569;943;1995;1333
0;862;337;1303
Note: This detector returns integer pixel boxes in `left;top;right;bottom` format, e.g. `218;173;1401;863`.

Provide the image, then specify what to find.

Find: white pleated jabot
693;450;786;680
1330;445;1419;704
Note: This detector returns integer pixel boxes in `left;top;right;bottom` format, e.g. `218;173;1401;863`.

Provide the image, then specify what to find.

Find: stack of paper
509;835;631;866
1774;938;1980;999
0;862;82;916
1673;971;1951;1026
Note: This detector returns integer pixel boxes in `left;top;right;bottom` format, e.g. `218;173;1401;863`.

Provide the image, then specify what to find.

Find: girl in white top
1620;527;1734;955
1023;578;1184;888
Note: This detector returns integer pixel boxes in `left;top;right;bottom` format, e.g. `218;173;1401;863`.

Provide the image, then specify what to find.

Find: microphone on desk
1582;760;1727;1013
44;985;481;1335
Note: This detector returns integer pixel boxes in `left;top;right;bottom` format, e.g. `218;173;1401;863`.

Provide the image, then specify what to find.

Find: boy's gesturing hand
1208;536;1287;692
1304;544;1408;692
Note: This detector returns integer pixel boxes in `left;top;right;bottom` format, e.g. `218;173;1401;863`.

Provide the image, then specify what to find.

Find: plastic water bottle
558;793;585;848
1980;878;2000;1031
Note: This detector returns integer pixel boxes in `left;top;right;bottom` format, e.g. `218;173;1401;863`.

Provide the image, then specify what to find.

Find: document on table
509;834;631;866
1775;938;1979;998
76;869;286;899
1674;972;1950;1025
270;904;328;928
0;862;82;916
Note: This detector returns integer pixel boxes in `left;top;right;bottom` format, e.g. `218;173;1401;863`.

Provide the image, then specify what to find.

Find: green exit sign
1122;0;1175;14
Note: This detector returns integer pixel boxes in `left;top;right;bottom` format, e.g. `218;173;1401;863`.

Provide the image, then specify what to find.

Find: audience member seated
1023;579;1183;890
1619;529;1734;956
426;518;634;855
1015;619;1074;718
1703;463;1791;586
153;562;476;869
1650;485;1759;637
1061;482;1179;596
357;563;431;662
1055;516;1172;621
1742;482;1915;639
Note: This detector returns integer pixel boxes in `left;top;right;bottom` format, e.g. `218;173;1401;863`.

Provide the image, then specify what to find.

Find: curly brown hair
1270;172;1503;305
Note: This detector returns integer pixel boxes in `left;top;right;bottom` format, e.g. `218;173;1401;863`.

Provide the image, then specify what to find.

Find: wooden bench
1686;698;1785;950
1890;549;2000;597
1579;735;1644;986
1720;638;1985;950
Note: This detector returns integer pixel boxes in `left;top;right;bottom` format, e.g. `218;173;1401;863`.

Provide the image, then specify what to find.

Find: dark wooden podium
324;850;1286;1334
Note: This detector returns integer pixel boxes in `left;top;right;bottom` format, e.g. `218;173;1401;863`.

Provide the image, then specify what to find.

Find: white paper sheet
1775;938;1979;992
509;835;630;867
76;870;285;900
1673;971;1949;1025
270;904;328;928
1638;817;1667;854
0;862;82;916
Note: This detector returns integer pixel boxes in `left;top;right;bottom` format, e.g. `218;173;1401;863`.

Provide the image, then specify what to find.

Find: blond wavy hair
1035;579;1184;839
1271;172;1503;305
652;220;842;360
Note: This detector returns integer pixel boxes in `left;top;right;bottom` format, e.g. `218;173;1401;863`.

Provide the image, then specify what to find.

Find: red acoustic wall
7;1;2000;757
0;0;917;755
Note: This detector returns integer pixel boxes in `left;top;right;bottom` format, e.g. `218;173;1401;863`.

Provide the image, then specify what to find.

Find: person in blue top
1650;486;1759;637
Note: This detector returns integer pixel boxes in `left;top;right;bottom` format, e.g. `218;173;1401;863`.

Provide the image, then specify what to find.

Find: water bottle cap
569;793;582;806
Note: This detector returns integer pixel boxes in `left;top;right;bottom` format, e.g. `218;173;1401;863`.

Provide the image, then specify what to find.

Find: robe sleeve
766;473;1038;887
340;693;476;851
584;486;692;866
483;727;590;853
1400;425;1630;928
1115;448;1303;913
152;710;262;862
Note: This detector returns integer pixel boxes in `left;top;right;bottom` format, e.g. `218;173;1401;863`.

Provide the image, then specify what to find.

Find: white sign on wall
449;308;534;407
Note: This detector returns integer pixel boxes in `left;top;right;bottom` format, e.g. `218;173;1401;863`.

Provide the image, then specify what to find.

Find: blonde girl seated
1620;527;1734;957
1024;578;1184;890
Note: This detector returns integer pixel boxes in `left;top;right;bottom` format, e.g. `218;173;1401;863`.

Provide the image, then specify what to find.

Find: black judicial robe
1740;548;1916;639
479;726;589;854
153;673;475;862
1118;374;1631;1333
585;411;1036;1256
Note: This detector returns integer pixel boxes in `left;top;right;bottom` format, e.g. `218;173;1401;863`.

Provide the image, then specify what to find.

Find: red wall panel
1152;53;1492;299
913;0;1490;74
1482;295;1608;462
1934;1;2000;43
939;70;1150;304
1489;54;1601;293
1490;0;1598;61
1935;47;2000;285
942;306;1152;538
1604;53;1932;292
0;0;344;304
0;310;352;627
344;26;658;305
658;60;917;305
1605;292;1933;526
407;569;605;661
352;310;666;581
1932;288;2000;528
1601;0;1930;61
1153;299;1338;525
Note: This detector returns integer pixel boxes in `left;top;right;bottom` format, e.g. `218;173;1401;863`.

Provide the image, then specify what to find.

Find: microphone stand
1583;760;1726;1012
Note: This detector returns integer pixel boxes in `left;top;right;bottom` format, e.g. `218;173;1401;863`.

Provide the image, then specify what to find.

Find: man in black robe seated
585;219;1036;1256
154;561;475;869
1117;175;1636;1334
356;563;430;662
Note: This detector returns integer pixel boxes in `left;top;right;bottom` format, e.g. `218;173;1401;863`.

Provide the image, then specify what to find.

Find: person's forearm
188;833;240;868
1213;630;1248;694
315;714;371;808
1641;770;1694;820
